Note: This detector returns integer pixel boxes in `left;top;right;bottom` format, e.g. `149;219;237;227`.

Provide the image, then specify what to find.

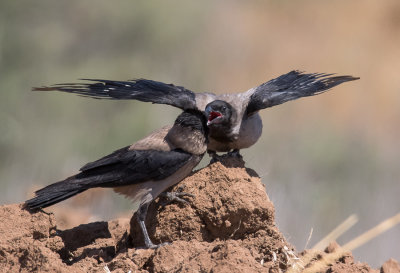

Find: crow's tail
25;177;87;210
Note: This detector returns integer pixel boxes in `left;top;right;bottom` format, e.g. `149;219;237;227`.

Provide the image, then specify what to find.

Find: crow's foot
208;150;224;164
159;191;195;207
143;241;171;249
227;149;242;158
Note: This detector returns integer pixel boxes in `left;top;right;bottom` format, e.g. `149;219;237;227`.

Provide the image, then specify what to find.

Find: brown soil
0;158;398;272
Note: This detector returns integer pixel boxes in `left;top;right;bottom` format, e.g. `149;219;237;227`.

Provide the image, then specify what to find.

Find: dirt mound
130;160;279;244
0;159;397;272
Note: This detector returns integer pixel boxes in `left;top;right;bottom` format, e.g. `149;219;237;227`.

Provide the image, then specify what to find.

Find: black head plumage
174;109;208;136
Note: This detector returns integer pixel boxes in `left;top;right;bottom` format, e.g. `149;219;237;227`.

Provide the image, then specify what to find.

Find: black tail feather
25;178;87;210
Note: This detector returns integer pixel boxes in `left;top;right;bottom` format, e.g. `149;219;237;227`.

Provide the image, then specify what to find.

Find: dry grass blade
342;212;400;251
287;212;400;273
312;214;358;251
304;227;313;249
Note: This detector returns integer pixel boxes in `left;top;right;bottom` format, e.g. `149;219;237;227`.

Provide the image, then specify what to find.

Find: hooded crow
33;70;358;155
25;109;208;249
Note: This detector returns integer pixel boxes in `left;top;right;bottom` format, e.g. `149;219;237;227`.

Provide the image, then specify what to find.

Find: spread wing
245;70;359;115
34;79;198;110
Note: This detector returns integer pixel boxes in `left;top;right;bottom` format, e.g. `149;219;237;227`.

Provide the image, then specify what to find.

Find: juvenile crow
25;109;208;249
34;70;358;156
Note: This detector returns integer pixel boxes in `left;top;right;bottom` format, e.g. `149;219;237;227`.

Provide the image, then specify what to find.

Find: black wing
33;79;198;110
25;147;193;209
246;70;359;115
76;146;193;187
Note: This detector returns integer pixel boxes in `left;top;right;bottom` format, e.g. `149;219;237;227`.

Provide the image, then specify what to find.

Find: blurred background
1;0;399;267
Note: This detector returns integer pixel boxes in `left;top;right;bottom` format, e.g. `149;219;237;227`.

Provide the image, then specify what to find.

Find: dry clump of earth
0;158;398;272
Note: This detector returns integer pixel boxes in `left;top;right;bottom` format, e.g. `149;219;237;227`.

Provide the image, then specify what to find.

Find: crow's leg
137;199;169;249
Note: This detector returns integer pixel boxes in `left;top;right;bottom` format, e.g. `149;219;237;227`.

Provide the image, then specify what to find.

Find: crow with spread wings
34;70;358;158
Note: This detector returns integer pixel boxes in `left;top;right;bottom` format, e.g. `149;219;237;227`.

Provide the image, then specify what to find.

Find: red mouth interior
208;111;222;122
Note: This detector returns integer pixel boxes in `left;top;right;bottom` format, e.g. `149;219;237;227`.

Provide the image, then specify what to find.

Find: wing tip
289;70;360;81
322;75;360;85
343;75;360;81
32;86;54;91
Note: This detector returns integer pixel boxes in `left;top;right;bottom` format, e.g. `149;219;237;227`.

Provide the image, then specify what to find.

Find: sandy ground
0;159;398;272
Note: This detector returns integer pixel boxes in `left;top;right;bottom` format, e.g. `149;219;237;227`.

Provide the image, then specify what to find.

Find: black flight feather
246;70;359;115
34;79;198;110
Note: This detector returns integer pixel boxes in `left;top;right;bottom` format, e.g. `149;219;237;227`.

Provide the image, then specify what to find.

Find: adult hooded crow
34;70;359;155
25;109;208;249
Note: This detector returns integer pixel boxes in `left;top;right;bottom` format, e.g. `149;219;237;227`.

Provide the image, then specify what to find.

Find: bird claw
227;149;242;158
159;191;195;207
209;149;242;164
145;241;171;249
210;154;223;164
